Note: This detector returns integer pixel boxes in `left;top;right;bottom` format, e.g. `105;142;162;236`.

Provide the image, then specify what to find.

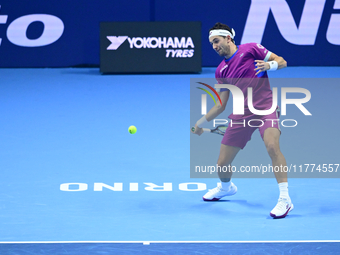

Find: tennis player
192;22;292;218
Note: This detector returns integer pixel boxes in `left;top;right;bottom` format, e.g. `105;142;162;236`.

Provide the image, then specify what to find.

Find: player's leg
202;121;256;201
263;127;287;183
203;144;241;201
262;127;293;218
217;143;241;182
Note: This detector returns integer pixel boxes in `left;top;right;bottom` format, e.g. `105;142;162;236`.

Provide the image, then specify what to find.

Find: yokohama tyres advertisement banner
99;22;201;73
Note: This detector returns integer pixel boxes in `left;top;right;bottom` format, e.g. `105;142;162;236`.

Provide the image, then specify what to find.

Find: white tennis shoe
203;182;237;201
270;197;294;218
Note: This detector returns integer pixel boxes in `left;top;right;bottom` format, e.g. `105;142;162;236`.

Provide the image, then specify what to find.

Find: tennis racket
191;125;228;136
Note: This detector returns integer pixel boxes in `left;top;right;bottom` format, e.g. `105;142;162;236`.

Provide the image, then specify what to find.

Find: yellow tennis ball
128;125;137;134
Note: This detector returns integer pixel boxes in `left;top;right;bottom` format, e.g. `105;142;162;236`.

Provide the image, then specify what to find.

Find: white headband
209;28;236;39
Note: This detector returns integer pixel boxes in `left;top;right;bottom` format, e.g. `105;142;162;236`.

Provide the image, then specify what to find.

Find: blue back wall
0;0;339;67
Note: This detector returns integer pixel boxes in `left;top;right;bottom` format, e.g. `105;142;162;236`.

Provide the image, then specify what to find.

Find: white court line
0;240;340;244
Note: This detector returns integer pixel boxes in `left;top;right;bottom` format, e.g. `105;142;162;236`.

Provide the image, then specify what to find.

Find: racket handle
191;126;210;133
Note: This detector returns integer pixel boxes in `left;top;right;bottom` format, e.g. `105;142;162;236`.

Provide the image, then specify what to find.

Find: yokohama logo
107;36;195;50
106;36;128;50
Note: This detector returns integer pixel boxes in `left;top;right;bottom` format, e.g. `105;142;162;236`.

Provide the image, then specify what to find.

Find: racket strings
218;127;227;132
216;126;227;135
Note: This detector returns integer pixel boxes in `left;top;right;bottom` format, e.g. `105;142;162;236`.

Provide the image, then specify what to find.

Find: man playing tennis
192;22;292;218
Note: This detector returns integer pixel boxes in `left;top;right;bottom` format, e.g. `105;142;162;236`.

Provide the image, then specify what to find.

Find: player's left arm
254;52;287;76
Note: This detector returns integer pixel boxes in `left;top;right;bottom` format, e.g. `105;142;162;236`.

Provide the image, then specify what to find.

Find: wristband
196;116;208;128
268;61;278;71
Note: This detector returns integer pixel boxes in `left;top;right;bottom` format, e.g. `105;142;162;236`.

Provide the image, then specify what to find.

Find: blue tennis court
1;67;340;254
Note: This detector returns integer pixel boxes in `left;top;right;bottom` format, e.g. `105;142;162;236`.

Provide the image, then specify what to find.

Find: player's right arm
192;90;230;135
204;90;230;121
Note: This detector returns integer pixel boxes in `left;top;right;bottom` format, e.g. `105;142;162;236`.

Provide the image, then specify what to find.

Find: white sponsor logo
256;43;264;49
242;0;340;45
127;36;194;49
220;64;228;72
0;6;64;47
165;49;194;58
60;182;208;192
106;36;128;50
107;36;195;58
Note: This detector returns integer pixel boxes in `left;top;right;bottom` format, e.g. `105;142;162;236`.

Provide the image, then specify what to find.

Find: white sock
221;181;231;190
278;182;289;199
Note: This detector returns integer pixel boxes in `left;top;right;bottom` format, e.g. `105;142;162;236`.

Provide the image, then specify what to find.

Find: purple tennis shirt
215;43;274;120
